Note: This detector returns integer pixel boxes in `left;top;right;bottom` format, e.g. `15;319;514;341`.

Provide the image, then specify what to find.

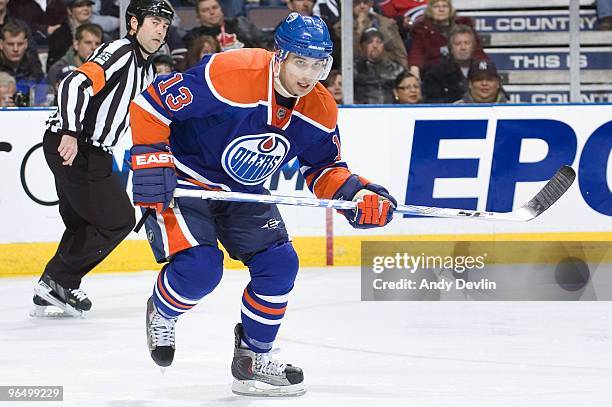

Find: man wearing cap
354;27;406;104
456;59;508;104
47;0;100;70
334;0;407;68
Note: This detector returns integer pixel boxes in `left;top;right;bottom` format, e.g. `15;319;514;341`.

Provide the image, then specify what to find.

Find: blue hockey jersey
130;48;364;199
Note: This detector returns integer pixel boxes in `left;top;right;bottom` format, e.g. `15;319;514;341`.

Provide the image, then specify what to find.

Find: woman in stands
393;71;422;104
323;69;343;104
407;0;487;78
179;34;220;71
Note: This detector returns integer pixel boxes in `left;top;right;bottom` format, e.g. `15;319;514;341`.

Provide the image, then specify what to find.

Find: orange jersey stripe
157;273;191;309
147;86;166;110
313;167;353;199
76;62;106;95
295;83;338;131
208;49;270;105
243;288;286;316
305;163;337;186
183;178;223;191
160;209;193;257
129;102;170;145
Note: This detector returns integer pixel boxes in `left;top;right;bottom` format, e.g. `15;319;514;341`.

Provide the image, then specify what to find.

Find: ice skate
29;295;73;318
31;275;91;318
146;297;177;368
231;323;305;397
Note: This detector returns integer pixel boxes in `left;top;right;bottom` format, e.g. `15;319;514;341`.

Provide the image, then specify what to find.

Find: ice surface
1;267;611;407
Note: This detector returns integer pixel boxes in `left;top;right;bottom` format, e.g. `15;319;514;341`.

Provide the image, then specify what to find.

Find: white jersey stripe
241;305;283;325
133;94;172;125
252;291;290;304
171;204;200;249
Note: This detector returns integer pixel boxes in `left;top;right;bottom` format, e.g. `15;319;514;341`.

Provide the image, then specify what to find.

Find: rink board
0;105;610;275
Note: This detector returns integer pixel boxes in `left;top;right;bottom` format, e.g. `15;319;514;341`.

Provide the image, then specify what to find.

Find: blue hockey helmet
274;13;333;61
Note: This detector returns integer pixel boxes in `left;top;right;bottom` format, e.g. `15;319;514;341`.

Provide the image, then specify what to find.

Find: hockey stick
173;166;575;222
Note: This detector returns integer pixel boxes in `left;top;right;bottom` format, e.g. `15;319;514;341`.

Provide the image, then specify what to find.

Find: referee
32;0;175;317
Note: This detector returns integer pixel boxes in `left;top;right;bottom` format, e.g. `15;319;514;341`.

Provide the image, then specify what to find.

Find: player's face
0;0;8;12
0;32;27;63
198;0;224;27
450;32;474;62
470;76;500;102
136;16;171;55
74;31;101;61
279;53;329;97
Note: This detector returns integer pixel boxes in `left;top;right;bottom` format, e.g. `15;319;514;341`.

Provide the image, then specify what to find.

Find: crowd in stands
0;0;609;107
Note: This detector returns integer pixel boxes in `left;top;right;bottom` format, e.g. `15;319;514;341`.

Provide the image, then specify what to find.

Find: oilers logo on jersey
222;134;290;185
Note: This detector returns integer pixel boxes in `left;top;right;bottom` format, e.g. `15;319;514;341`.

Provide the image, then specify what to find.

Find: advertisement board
0;104;610;244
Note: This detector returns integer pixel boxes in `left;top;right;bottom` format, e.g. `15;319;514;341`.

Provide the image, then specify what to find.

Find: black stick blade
521;165;576;221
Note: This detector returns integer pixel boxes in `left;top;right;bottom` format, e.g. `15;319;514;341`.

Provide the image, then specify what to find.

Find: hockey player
129;13;396;396
32;0;174;318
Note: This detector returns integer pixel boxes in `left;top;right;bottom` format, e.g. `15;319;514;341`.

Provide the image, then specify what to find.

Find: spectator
456;60;507;104
7;0;67;43
393;71;422;104
287;0;314;15
334;0;407;69
354;28;405;104
0;0;41;65
47;23;102;91
313;0;341;26
597;0;612;30
218;0;245;18
180;34;220;70
322;68;342;104
423;24;481;103
183;0;268;51
89;0;120;35
0;70;16;107
0;22;43;83
152;53;174;74
379;0;428;20
47;0;95;70
378;0;428;50
408;0;486;78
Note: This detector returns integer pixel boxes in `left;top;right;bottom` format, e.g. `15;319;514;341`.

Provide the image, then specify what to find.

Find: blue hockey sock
153;245;223;318
240;242;299;352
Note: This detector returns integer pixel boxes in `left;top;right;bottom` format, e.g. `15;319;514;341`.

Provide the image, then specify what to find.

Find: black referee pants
42;131;135;288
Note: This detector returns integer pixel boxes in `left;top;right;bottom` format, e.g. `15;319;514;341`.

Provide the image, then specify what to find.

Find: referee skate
31;274;92;318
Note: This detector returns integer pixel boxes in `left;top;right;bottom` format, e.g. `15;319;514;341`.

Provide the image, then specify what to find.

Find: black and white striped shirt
46;35;155;150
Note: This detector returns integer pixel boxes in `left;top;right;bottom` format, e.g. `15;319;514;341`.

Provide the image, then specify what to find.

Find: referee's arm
55;42;132;165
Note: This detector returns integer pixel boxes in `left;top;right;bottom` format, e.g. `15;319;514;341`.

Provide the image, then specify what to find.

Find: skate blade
33;283;84;318
29;305;80;319
231;379;306;397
